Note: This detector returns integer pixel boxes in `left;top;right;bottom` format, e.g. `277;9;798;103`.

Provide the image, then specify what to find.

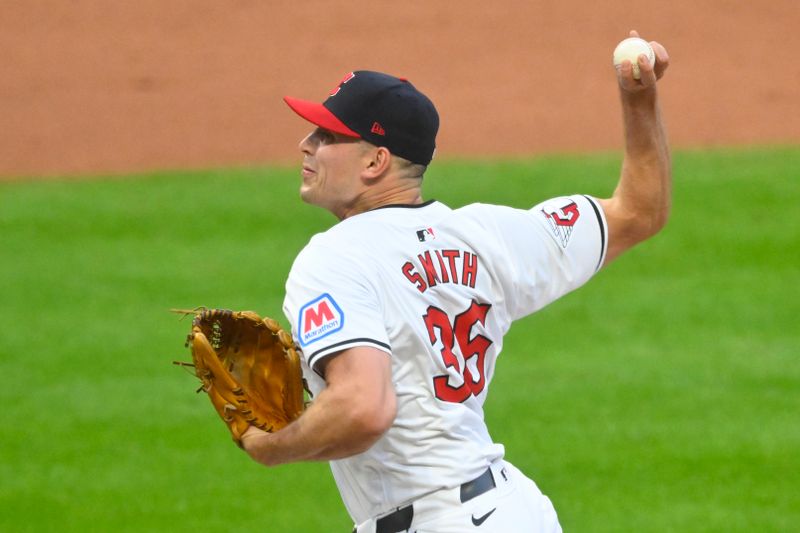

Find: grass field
1;146;798;532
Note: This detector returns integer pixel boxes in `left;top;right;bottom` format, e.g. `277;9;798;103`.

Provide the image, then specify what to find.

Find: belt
374;467;496;533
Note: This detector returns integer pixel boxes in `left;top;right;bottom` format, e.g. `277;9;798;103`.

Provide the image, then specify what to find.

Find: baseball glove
174;308;305;446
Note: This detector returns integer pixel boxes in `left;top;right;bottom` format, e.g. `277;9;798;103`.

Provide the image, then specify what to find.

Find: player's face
298;128;373;219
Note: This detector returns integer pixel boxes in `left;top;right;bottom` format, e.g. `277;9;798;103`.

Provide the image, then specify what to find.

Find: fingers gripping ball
613;37;656;80
176;308;306;446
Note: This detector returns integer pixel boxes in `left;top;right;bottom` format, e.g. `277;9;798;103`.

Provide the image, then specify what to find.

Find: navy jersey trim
583;195;607;271
369;199;437;212
307;338;392;368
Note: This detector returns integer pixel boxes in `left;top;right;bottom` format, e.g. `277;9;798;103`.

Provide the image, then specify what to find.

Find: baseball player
242;31;671;533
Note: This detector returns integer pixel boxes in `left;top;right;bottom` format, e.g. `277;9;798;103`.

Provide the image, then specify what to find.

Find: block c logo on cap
298;293;344;346
329;72;355;97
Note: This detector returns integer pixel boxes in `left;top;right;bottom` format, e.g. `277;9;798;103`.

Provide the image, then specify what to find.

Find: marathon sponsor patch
540;199;581;248
298;293;344;347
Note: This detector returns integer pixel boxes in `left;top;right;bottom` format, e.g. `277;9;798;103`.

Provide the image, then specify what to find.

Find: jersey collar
367;199;438;212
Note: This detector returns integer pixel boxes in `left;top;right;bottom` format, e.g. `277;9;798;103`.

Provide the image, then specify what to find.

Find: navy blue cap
284;71;439;166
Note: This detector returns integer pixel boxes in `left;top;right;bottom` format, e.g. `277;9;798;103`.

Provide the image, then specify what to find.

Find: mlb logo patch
298;293;344;347
416;227;436;242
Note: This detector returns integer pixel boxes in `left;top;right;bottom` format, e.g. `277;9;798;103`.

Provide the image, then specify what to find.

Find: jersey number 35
423;300;493;403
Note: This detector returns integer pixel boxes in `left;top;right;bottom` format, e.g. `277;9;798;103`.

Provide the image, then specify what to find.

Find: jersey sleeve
481;194;608;320
282;240;391;372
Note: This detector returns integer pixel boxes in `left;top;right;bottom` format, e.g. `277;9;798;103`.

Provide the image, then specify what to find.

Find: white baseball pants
354;460;562;533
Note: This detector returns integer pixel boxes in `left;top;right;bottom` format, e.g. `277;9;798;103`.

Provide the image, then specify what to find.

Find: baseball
613;37;655;80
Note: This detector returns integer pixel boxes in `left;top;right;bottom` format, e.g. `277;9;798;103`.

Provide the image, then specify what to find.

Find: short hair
394;154;427;181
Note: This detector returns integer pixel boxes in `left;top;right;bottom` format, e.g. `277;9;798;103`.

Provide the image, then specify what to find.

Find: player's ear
362;146;392;181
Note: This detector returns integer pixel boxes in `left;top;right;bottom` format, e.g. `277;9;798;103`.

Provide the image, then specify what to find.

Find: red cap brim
283;96;361;138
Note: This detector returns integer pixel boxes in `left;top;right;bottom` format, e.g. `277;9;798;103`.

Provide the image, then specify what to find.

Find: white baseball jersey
282;195;607;524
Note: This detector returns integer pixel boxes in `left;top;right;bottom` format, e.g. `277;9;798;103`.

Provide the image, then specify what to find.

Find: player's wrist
619;87;660;117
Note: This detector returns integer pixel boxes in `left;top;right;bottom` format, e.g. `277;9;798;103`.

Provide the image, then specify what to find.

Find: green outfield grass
1;146;798;532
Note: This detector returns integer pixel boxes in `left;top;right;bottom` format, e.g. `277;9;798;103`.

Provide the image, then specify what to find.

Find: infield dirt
2;1;798;178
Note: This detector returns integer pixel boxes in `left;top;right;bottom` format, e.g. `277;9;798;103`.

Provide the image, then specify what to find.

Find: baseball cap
284;71;439;166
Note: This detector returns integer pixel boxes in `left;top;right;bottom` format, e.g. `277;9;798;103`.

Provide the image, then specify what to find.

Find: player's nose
299;131;315;154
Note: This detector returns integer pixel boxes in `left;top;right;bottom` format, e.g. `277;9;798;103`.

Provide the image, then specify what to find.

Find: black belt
373;467;496;533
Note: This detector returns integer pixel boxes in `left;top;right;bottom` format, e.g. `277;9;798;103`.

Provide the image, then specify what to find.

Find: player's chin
298;185;317;205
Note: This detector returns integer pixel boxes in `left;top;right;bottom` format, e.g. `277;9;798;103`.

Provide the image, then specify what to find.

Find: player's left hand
174;308;306;447
617;30;670;93
240;425;271;457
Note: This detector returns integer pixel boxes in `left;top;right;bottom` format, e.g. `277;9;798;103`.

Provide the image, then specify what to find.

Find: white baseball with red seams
613;37;656;80
283;194;608;531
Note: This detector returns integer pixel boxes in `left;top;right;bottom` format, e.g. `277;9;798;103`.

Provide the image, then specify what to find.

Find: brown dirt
2;0;798;179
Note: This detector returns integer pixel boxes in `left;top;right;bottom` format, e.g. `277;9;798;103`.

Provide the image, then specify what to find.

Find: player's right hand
617;30;670;93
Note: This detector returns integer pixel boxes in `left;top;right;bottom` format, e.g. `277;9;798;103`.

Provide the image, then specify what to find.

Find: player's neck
338;185;423;220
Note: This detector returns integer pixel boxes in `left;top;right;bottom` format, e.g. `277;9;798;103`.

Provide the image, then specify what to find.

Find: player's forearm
613;88;672;240
245;385;393;466
598;91;670;265
243;348;397;466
